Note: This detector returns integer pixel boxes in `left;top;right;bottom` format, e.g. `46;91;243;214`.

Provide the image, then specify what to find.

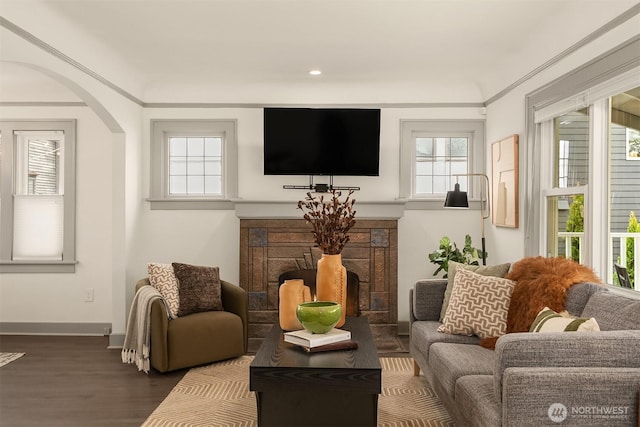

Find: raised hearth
239;218;398;349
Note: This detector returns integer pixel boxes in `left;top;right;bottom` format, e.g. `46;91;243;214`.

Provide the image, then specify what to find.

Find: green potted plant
428;234;486;278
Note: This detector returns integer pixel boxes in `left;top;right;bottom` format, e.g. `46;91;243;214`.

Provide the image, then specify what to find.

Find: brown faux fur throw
479;256;602;349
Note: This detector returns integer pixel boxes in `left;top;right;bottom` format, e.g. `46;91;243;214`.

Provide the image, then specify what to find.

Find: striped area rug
0;352;25;368
143;356;453;427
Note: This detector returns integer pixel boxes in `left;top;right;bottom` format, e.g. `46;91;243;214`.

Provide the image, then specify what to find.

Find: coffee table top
250;317;381;393
251;316;381;370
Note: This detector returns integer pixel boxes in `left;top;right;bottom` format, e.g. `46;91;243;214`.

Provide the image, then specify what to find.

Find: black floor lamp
443;173;490;265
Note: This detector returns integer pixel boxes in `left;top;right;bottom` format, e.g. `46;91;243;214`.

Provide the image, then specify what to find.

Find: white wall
0;105;114;324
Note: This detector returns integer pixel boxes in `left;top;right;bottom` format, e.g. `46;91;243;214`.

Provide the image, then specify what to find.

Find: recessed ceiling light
309;70;322;76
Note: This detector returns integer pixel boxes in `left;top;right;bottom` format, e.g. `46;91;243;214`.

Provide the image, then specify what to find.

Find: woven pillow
172;262;223;316
147;263;180;319
530;307;600;332
438;269;516;340
440;261;511;321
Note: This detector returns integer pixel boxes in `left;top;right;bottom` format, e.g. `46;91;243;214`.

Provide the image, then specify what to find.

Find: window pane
416;138;432;157
170;176;186;194
450;138;468;157
187;137;204;156
187;176;204;194
205;176;222;194
415;176;432;194
555;110;589;187
205;159;222;175
609;87;640;289
205;137;222;156
187;158;204;175
416;161;432;175
169;137;186;156
547;194;584;262
170;157;187;175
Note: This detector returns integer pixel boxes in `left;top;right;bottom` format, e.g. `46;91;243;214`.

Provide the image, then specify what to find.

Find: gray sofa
410;279;640;426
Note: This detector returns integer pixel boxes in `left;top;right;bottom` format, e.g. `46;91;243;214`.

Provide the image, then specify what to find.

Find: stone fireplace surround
239;216;398;349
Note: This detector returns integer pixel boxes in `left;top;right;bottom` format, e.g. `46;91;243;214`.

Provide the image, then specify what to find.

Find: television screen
264;108;381;176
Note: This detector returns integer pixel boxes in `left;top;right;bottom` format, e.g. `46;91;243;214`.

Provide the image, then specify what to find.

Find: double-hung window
150;120;237;209
527;56;640;291
0;120;76;273
400;120;485;206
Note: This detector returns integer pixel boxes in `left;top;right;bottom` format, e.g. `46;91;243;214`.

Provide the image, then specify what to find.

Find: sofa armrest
502;367;640;426
411;279;447;322
221;280;249;353
495;331;640;400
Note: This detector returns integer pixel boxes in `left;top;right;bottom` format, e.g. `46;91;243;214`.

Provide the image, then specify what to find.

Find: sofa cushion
440;261;511;321
438;269;516;339
530;307;600;332
429;343;495;401
581;291;640;330
411;321;480;362
563;282;606;316
455;375;501;427
147;263;180;319
172;262;223;317
412;280;447;321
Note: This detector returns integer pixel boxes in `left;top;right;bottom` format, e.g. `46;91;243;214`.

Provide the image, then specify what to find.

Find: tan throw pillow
147;263;180;319
440;261;511;321
530;307;600;332
438;269;516;340
172;262;223;317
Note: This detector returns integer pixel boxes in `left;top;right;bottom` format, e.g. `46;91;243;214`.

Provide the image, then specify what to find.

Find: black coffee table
249;316;382;426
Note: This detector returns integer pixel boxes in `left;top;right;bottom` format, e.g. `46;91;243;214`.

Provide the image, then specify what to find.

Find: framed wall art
491;134;519;228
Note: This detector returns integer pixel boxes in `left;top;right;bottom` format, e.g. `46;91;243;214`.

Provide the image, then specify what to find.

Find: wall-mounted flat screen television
263;107;381;176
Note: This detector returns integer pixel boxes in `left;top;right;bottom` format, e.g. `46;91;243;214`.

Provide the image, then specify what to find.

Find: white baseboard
0;322;112;336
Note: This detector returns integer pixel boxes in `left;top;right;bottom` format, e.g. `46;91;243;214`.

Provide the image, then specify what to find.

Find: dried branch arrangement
297;190;357;255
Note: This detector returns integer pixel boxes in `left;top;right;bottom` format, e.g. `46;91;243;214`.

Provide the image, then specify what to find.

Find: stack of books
283;328;357;353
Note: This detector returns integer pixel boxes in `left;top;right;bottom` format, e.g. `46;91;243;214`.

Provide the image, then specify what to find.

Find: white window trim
400;119;485;210
0;120;77;273
149;119;237;210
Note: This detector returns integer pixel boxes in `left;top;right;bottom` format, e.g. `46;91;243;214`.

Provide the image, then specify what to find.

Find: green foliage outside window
566;195;584;262
625;211;639;287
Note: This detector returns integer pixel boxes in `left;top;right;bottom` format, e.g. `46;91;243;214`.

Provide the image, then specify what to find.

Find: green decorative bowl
296;302;342;334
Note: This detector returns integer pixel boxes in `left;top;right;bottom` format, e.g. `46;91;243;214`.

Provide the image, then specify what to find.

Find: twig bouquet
297;190;357;255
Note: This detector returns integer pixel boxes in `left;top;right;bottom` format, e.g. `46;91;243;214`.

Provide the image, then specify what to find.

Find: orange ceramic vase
316;253;347;328
279;279;312;331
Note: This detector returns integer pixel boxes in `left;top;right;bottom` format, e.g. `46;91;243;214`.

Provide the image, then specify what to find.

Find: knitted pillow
147;263;180;319
440;261;511;321
172;263;223;317
530;307;600;332
438;269;516;340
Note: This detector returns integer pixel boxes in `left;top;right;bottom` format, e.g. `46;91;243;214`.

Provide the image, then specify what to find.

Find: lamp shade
444;183;469;208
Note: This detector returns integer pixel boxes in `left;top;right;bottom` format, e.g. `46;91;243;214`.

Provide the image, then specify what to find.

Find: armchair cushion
147;263;180;319
172;262;223;316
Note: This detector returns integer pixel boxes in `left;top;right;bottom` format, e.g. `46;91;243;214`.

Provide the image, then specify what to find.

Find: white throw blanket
121;286;169;374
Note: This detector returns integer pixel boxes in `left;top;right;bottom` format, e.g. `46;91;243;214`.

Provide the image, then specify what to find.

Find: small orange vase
316;253;347;328
279;279;312;331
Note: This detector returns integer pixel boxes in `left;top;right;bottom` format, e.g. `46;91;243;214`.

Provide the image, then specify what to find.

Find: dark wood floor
0;335;186;426
0;334;410;426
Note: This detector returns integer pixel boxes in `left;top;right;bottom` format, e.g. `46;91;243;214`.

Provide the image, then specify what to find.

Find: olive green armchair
135;278;248;373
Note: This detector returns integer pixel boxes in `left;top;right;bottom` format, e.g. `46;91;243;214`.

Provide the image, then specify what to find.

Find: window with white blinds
0;121;76;273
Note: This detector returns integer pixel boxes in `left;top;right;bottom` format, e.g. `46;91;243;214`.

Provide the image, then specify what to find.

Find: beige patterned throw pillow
438;269;516;340
147;263;180;319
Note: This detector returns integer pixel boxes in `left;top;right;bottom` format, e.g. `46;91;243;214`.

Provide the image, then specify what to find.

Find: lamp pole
452;173;490;265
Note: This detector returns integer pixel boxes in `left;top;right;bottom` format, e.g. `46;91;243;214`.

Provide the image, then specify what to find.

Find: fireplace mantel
234;199;406;219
